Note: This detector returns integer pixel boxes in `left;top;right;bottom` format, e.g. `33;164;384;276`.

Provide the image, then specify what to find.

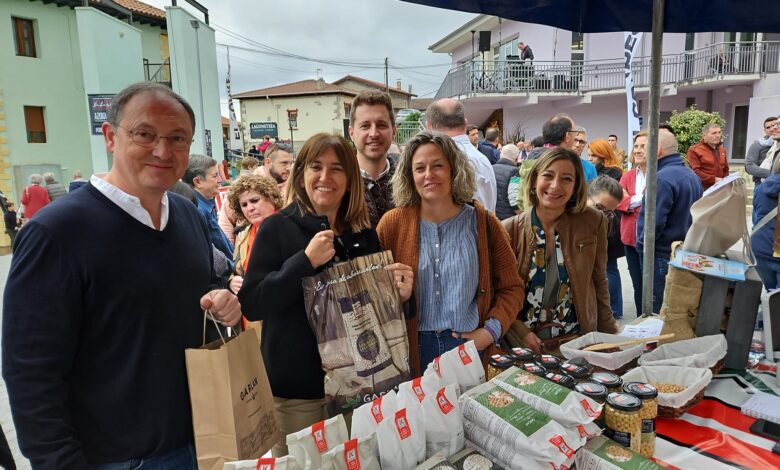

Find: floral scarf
520;208;579;337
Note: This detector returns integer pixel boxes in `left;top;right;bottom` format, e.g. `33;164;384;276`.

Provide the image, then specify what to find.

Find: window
685;97;696;108
571;32;584;51
24;106;46;143
12;17;37;57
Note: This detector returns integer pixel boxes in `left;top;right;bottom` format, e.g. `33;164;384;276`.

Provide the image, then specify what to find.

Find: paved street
0;250;638;469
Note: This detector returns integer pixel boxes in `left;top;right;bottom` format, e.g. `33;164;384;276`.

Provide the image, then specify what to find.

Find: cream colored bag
682;174;754;262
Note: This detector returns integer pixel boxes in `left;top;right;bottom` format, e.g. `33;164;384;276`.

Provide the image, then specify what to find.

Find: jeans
89;444;196;470
624;245;643;314
639;253;670;314
606;257;623;318
418;330;466;371
756;255;780;290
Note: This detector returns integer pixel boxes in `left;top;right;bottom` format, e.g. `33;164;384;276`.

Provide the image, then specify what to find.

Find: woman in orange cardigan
377;131;524;376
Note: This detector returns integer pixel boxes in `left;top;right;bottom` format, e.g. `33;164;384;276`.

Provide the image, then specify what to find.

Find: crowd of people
2;80;778;468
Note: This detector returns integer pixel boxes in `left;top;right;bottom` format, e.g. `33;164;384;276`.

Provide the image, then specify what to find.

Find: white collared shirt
451;134;497;211
360;158;391;186
629;167;646;210
90;175;169;230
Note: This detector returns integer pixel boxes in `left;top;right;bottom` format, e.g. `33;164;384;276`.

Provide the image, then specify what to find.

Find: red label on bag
412;377;426;402
436;388;454;414
395;409;412;440
432;356;442;377
344;438;361;470
458;344;473;365
370;397;384;423
311;420;328;452
580;399;597;418
576;424;588;438
549;435;575;458
256;458;276;470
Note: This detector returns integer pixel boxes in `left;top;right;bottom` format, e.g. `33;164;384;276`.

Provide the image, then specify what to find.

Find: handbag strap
752;207;778;235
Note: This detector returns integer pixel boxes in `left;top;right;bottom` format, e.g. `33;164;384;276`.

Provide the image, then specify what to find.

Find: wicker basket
710;357;726;375
658;387;706;419
592;356;639;376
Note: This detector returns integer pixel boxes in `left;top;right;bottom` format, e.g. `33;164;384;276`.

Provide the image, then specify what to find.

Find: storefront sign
249;122;278;139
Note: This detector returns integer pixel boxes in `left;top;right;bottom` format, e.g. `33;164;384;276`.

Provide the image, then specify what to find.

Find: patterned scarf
520;208;578;337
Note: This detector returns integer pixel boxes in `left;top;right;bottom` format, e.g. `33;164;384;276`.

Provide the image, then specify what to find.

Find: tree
404;111;422;122
667;106;726;155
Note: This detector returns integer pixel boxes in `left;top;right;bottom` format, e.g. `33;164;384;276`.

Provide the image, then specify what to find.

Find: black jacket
238;201;381;400
493;158;518;220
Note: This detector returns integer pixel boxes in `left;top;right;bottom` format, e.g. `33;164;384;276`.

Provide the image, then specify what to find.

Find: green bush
404;111;422;122
667;106;726;155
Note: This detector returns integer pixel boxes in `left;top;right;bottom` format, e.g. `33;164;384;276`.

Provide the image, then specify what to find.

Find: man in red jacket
686;123;729;189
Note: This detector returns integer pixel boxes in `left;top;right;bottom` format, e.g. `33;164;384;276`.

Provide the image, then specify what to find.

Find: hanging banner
624;32;643;159
226;46;244;155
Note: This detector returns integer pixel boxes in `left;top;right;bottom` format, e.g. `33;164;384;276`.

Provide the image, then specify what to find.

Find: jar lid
574;382;609;400
521;362;547;376
560;361;592;379
538;355;561;368
509;347;535;361
544;371;576;389
623;382;658;399
489;354;514;369
606;392;642;411
591;371;622;387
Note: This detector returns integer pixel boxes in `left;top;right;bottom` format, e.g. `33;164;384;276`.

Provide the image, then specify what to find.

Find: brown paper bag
186;318;280;470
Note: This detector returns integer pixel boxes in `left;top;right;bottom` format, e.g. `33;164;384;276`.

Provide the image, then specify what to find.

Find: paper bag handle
202;309;227;346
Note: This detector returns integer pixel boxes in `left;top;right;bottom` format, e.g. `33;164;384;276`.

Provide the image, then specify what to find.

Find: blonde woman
377;131;523;376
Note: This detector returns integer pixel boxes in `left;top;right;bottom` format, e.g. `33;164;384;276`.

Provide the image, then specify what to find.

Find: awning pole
641;0;665;315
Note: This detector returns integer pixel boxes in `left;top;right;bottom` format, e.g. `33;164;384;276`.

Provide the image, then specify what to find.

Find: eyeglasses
117;125;193;150
575;139;588;145
768;122;780;129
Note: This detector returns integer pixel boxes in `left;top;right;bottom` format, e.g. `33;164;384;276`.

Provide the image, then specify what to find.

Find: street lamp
189;19;210;156
287;108;298;154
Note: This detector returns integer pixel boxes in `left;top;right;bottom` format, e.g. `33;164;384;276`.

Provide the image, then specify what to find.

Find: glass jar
487;354;514;381
574;382;608;427
520;362;547;377
624;382;658;458
604;392;642;453
544;371;576;389
537;354;561;370
591;371;623;393
509;347;536;364
560;360;592;380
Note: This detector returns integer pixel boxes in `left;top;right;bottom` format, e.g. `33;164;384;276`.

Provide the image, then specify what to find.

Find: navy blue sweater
751;172;780;259
2;184;216;468
636;154;703;257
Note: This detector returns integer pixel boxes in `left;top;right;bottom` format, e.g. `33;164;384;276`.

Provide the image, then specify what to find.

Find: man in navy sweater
2;82;241;469
637;129;703;313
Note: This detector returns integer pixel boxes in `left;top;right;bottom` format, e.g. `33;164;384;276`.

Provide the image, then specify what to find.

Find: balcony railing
143;58;172;88
396;119;425;144
435;41;780;99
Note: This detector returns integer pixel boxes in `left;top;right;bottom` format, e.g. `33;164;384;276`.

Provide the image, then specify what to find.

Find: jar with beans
591;371;623;392
575;382;608;427
624;382;658;458
604;392;642;453
487;354;514;380
509;347;535;364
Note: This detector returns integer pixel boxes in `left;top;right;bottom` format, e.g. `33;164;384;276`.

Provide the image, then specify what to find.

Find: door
731;104;749;161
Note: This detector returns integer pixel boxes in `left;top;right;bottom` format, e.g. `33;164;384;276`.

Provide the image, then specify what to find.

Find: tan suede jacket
507;207;618;338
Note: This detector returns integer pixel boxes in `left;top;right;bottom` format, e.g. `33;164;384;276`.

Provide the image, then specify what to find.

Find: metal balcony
143;58;172;88
435;41;780;99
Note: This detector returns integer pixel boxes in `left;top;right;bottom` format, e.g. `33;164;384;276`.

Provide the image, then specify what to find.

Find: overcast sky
144;0;475;116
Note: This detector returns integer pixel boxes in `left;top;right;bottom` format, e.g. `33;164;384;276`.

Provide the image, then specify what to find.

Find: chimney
316;78;325;91
396;79;402;91
408;84;413;94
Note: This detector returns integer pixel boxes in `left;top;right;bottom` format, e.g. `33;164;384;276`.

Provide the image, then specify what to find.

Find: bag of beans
351;391;398;439
224;455;302;470
375;404;426;470
321;434;380;470
492;366;602;426
464;422;575;470
575;435;665;469
421;384;465;458
458;381;586;466
396;373;444;409
439;341;485;392
560;333;645;373
287;414;349;470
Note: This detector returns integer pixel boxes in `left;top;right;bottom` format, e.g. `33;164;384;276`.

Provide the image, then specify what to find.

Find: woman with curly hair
377;131;523;376
587;138;623;181
226;175;284;294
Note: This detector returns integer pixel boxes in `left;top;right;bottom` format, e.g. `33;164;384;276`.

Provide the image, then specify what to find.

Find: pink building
430;15;780;160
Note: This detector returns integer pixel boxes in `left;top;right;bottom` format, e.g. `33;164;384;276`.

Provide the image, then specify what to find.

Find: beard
269;167;287;184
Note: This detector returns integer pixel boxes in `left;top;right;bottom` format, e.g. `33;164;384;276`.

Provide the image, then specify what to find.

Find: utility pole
384;57;389;92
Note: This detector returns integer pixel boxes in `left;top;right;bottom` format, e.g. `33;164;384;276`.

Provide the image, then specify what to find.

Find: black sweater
238;201;380;400
2;184;216;468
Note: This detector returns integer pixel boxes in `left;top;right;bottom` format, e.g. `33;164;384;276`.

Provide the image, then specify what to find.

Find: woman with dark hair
506;147;618;355
588;175;626;319
617;131;648;314
238;133;413;456
588;139;623;181
377;131;523;376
